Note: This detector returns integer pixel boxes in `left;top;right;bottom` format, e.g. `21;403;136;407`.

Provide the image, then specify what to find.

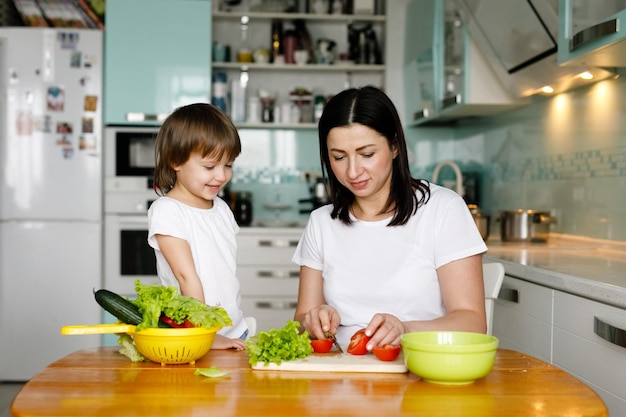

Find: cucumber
94;289;144;325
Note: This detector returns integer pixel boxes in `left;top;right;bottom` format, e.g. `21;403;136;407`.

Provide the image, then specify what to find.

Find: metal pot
498;210;557;243
468;204;490;241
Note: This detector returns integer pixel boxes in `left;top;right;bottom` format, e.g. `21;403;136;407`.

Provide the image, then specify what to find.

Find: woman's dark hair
153;103;241;196
318;86;430;226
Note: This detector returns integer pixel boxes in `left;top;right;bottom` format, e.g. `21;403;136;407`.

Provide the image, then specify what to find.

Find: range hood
453;0;616;98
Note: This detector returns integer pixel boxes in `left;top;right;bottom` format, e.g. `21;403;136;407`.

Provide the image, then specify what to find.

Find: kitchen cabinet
553;291;626;416
211;10;385;128
492;275;553;363
558;0;626;67
104;0;212;125
237;228;302;332
404;0;526;126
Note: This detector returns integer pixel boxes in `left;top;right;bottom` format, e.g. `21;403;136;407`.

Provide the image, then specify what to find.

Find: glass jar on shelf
289;88;314;123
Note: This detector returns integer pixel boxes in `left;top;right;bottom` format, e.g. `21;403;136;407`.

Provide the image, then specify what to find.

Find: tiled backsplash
449;75;626;243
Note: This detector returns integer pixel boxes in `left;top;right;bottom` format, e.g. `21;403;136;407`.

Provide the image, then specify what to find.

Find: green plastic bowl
400;331;499;385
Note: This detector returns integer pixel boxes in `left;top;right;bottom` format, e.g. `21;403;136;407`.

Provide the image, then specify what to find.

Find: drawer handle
498;288;519;303
257;270;300;279
256;301;298;310
258;240;299;248
570;18;618;51
594;316;626;349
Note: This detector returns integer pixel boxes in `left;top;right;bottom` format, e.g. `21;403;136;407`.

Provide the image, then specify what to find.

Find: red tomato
372;344;401;361
310;338;334;353
347;329;370;355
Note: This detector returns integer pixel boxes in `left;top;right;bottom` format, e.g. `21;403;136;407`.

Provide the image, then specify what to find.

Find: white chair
244;316;257;338
483;262;505;335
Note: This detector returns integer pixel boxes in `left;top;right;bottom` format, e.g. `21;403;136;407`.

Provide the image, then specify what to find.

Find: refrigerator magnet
84;95;97;112
62;145;74;159
79;135;96;151
82;117;93;134
47;86;65;112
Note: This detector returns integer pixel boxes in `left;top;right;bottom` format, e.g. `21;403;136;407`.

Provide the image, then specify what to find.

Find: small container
246;97;261;123
234;191;253;226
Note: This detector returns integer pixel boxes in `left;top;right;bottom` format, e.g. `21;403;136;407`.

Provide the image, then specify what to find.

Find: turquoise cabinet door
558;0;626;67
105;0;212;125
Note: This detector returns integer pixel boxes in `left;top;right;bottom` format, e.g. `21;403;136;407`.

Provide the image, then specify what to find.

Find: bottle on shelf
211;72;229;113
270;20;283;63
237;15;252;63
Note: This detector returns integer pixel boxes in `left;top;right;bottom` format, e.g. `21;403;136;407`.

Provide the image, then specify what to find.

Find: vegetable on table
245;320;313;365
194;366;230;378
372;344;401;361
310;338;334;353
347;328;370;355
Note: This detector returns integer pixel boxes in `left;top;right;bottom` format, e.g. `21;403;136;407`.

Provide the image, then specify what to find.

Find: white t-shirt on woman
292;184;488;347
148;196;246;339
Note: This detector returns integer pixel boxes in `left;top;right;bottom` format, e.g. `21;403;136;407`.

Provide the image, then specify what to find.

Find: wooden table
11;347;607;417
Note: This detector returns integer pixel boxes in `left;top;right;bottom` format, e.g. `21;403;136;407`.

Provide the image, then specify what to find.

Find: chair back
244;316;257;338
483;262;505;335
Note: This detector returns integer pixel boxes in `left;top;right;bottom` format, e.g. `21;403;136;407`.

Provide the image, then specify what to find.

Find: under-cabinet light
541;86;554;94
578;72;594;80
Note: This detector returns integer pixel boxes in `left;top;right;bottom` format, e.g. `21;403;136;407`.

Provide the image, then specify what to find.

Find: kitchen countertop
484;233;626;310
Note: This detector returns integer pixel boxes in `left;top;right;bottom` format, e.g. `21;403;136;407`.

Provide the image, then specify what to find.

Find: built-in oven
104;213;159;295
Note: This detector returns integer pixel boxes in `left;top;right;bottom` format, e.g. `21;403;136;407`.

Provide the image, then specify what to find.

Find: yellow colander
61;323;220;365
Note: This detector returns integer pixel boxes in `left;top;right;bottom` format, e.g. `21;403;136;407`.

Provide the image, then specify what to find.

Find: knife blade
325;331;343;354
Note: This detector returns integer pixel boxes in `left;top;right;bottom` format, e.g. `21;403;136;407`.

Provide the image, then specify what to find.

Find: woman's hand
364;313;406;351
300;304;341;341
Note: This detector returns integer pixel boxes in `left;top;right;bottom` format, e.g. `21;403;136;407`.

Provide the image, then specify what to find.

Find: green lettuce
194;366;230;378
245;320;313;365
131;279;232;331
117;333;145;362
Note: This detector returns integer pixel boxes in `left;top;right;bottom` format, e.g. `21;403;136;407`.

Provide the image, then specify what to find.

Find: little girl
148;103;246;350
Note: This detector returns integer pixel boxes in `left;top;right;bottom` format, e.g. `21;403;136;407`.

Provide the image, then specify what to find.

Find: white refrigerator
0;28;103;381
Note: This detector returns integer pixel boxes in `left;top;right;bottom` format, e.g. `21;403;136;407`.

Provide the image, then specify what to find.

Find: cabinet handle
125;112;168;122
441;94;462;109
570;18;618;52
413;108;430;121
498;288;519;303
257;270;300;279
257;239;299;248
594;316;626;349
256;301;298;310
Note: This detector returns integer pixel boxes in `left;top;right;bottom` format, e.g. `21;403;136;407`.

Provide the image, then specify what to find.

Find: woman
292;86;488;350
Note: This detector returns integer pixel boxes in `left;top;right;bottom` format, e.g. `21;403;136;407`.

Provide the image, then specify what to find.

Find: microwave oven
104;125;160;192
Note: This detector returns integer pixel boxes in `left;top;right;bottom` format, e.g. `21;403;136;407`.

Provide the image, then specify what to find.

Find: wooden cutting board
251;352;407;373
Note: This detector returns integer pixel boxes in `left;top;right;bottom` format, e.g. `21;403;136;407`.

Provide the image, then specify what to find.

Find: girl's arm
155;234;205;303
293;265;341;340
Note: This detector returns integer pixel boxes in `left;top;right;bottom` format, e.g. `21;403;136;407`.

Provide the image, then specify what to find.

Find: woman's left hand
364;313;405;351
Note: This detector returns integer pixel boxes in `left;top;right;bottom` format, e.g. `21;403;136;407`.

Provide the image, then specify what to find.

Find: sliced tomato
159;314;194;328
347;328;370;355
372;344;401;361
310;338;334;353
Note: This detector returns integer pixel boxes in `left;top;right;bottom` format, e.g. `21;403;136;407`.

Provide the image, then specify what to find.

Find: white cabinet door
492;275;553;362
553;291;626;417
237;229;301;332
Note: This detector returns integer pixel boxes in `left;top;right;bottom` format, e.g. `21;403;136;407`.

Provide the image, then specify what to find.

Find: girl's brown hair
153;103;241;196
